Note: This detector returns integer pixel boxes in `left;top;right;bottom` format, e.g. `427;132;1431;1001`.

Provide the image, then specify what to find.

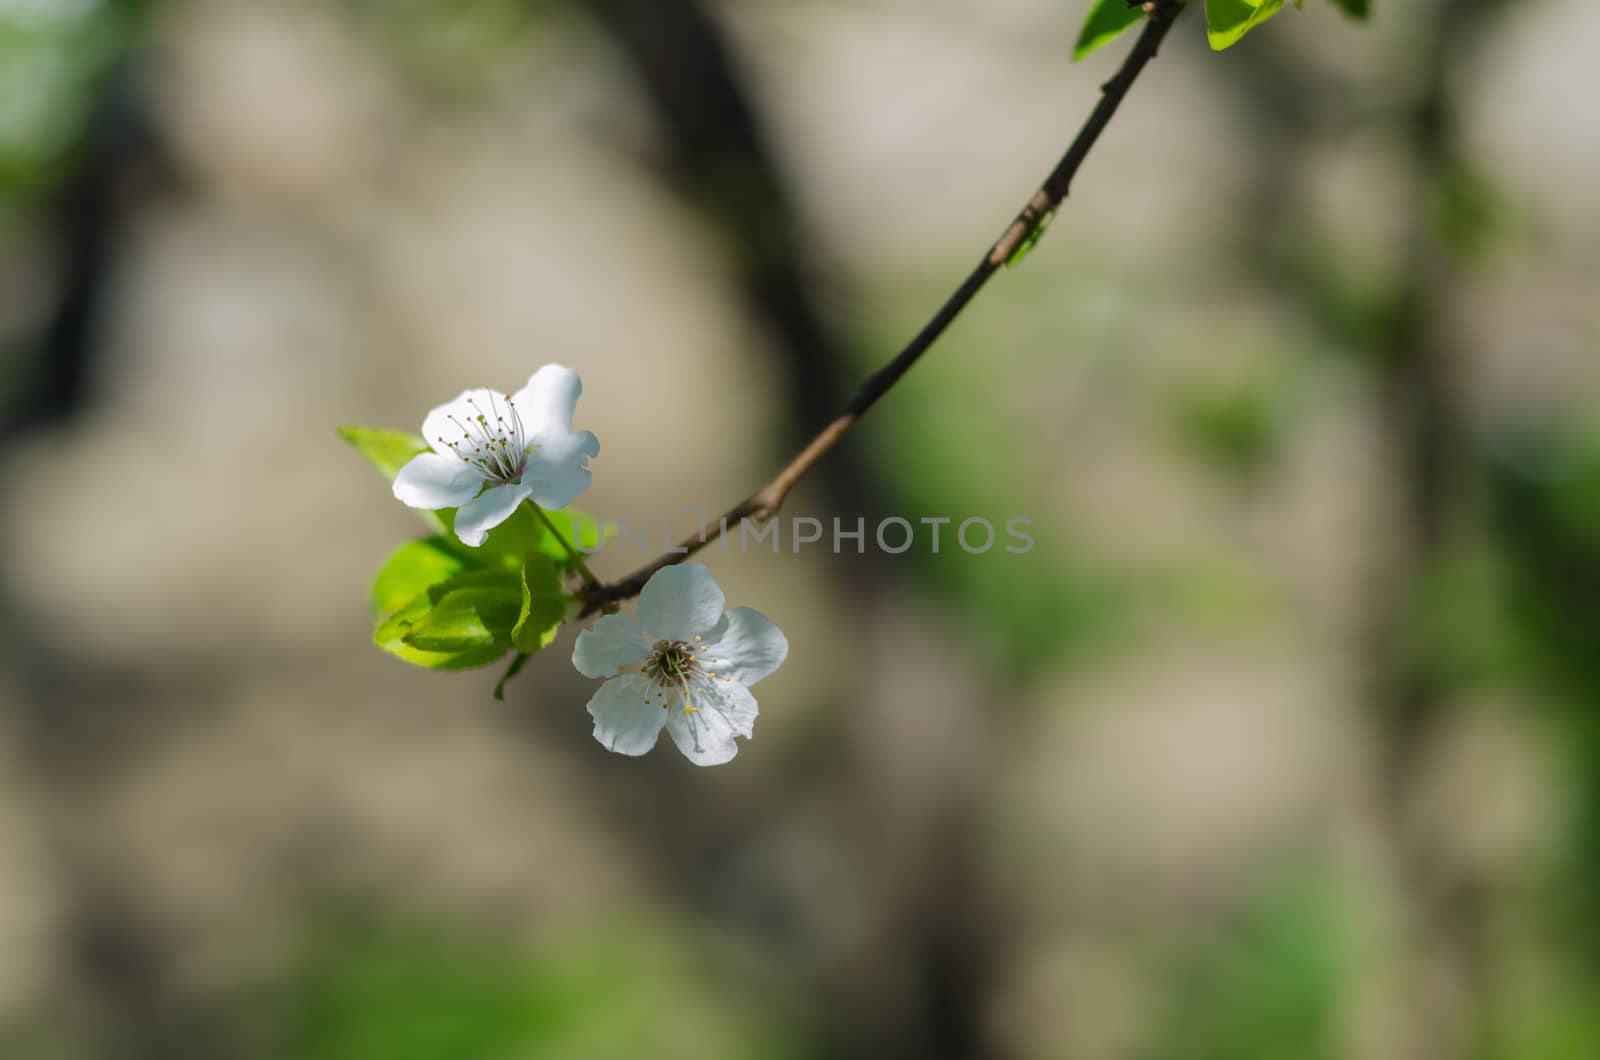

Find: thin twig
581;0;1185;615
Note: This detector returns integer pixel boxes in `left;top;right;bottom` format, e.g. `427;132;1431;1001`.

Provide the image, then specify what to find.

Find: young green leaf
1205;0;1287;50
473;503;548;570
403;587;522;653
339;425;451;539
370;538;469;616
1074;0;1146;62
373;570;521;670
494;653;532;701
512;552;570;654
337;426;430;481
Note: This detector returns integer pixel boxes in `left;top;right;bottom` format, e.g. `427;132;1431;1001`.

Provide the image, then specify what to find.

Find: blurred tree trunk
561;3;1006;1057
1;43;216;1060
1217;2;1513;1056
585;0;883;519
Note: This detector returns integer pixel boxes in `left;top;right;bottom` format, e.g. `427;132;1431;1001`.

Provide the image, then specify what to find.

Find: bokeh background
2;0;1598;1057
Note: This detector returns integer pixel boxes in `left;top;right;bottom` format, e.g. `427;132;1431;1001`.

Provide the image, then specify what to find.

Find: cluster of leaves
340;427;609;697
1074;0;1370;60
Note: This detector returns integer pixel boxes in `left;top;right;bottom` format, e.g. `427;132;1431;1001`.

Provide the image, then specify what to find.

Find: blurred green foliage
857;279;1128;680
0;0;137;206
1141;864;1348;1060
1494;428;1600;696
1169;371;1288;483
0;1023;81;1060
1487;425;1600;955
256;905;795;1060
1428;160;1523;266
336;0;560;102
1402;542;1526;693
1500;990;1600;1060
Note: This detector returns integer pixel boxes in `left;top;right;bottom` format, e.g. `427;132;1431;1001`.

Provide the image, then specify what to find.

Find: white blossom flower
393;364;599;547
573;564;787;766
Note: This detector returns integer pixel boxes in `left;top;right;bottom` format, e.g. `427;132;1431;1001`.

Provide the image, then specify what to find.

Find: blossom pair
392;367;785;766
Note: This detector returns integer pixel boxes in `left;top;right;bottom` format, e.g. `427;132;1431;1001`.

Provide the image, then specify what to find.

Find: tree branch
580;0;1186;615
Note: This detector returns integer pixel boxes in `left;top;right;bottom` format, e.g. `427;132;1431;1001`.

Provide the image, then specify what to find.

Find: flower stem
528;502;601;588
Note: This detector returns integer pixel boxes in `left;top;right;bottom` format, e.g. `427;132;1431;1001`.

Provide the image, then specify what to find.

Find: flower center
644;640;699;691
439;391;531;485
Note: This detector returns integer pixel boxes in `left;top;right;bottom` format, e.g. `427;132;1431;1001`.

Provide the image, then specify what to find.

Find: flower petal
572;613;652;679
453;482;530;547
664;679;758;767
510;364;583;435
522;427;599;511
637;563;725;642
587;674;669;756
393;452;483;510
421;387;515;458
701;607;788;688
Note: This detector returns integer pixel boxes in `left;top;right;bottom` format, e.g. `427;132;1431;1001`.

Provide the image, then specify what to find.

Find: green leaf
1326;0;1369;16
495;552;576;698
1205;0;1287;50
435;503;557;572
512;552;570;654
374;570;520;670
1073;0;1146;62
337;425;430;482
493;653;532;701
473;502;548;570
370;538;469;615
403;586;522;653
338;425;452;539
